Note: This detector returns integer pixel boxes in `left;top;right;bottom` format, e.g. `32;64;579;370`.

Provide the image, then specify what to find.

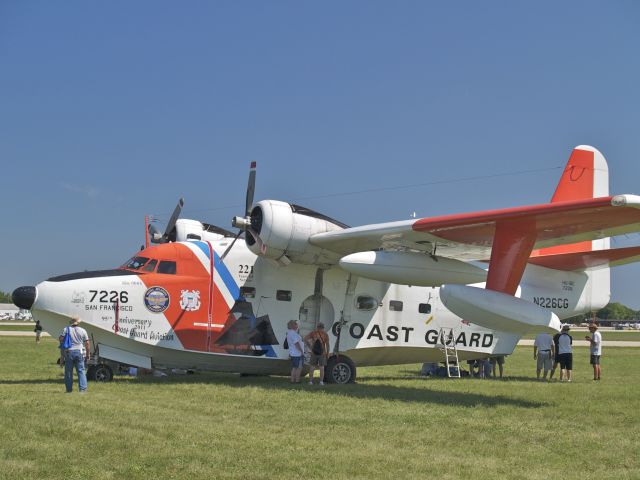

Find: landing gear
87;363;113;382
325;355;356;384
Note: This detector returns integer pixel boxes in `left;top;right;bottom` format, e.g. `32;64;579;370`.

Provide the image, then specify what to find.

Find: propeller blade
247;226;267;255
164;198;184;239
220;230;243;260
245;161;256;217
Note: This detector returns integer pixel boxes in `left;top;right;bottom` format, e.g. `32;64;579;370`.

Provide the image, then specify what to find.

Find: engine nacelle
247;200;344;264
174;219;229;243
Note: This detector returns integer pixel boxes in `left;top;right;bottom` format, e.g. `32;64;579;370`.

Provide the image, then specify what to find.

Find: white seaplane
13;146;640;382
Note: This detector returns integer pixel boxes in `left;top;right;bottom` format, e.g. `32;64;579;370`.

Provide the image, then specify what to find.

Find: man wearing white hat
59;316;90;393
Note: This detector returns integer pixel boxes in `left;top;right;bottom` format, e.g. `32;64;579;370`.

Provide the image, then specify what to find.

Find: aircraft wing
309;194;640;261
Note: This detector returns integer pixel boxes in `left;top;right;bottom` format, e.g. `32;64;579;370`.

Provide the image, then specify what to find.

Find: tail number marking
532;297;569;309
89;290;129;303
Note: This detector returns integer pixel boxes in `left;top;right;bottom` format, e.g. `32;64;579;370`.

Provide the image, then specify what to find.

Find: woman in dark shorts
557;324;573;382
549;332;561;380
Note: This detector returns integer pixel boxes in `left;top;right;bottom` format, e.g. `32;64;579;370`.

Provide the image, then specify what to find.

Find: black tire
325;355;356;384
89;363;113;382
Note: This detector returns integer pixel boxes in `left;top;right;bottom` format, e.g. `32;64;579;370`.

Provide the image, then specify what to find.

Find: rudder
539;145;609;255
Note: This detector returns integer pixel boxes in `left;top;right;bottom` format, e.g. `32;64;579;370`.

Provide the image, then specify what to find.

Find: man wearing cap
59;316;90;393
557;324;573;382
585;323;602;380
304;322;330;385
533;332;555;380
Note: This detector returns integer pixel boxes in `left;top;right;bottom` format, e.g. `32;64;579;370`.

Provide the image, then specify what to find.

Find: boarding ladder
438;327;461;378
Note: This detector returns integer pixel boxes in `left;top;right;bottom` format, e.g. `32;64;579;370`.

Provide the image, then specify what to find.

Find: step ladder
438;327;461;378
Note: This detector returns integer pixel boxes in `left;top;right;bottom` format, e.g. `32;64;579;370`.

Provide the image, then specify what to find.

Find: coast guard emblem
180;290;201;311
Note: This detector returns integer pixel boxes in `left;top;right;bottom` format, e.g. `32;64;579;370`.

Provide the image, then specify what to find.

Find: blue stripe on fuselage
213;251;241;301
190;241;211;260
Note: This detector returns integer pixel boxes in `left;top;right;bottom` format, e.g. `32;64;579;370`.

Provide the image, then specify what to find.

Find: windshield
122;256;150;270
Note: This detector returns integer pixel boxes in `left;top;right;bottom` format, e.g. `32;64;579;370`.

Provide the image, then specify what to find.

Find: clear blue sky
2;2;640;307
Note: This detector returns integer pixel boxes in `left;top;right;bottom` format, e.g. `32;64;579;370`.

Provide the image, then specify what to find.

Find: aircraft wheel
89;363;113;382
325;355;356;384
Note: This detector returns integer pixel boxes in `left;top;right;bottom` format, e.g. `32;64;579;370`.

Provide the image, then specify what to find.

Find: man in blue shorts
286;320;305;383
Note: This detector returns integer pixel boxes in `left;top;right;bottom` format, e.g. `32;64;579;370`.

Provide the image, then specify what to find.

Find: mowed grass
0;338;638;480
0;325;38;332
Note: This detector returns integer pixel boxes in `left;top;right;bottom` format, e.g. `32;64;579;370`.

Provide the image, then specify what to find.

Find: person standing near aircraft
585;323;602;380
286;320;304;384
490;355;505;378
557;324;573;382
548;331;561;380
304;322;330;385
533;332;554;380
59;316;90;393
34;320;43;344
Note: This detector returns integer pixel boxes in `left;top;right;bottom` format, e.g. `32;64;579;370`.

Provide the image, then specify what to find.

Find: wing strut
485;219;536;295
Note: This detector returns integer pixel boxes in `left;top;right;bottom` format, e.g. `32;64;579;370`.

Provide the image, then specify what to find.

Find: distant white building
0;303;32;320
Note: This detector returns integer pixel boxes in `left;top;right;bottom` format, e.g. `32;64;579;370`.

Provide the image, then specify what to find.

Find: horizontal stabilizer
529;245;640;271
440;285;561;334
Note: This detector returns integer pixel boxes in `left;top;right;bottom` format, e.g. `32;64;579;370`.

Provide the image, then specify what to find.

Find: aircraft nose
12;286;37;310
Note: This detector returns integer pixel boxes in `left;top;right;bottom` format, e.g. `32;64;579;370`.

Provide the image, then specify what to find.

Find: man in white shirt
286;320;305;383
59;316;90;393
533;332;555;380
557;324;573;382
585;323;602;381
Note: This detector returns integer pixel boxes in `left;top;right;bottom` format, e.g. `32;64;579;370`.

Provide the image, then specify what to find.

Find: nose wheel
87;364;113;382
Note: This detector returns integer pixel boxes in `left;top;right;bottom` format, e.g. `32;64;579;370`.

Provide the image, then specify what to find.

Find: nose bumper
12;286;37;310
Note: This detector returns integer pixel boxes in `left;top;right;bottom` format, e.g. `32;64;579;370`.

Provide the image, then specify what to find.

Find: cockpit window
142;259;158;272
157;260;177;275
122;256;149;270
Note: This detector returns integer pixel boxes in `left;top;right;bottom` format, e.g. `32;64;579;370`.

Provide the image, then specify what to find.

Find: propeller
149;198;184;244
222;162;265;259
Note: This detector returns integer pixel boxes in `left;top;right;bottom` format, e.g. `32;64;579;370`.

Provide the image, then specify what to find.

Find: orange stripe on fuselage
135;243;216;352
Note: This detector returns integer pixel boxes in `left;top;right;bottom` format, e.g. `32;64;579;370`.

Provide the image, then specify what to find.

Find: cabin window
157;260;177;275
122;256;149;270
240;286;256;299
389;300;403;312
276;290;292;301
142;259;158;272
355;295;378;311
419;303;432;314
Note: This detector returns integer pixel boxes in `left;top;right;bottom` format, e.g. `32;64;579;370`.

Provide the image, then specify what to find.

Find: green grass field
0;338;638;480
0;325;38;332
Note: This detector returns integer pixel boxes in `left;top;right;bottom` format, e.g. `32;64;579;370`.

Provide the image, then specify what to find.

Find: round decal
144;287;170;313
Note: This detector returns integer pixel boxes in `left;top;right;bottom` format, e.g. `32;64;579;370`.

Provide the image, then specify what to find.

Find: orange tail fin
535;145;609;256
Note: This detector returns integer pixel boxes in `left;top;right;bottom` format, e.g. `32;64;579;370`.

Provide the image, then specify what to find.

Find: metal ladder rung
439;327;461;378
